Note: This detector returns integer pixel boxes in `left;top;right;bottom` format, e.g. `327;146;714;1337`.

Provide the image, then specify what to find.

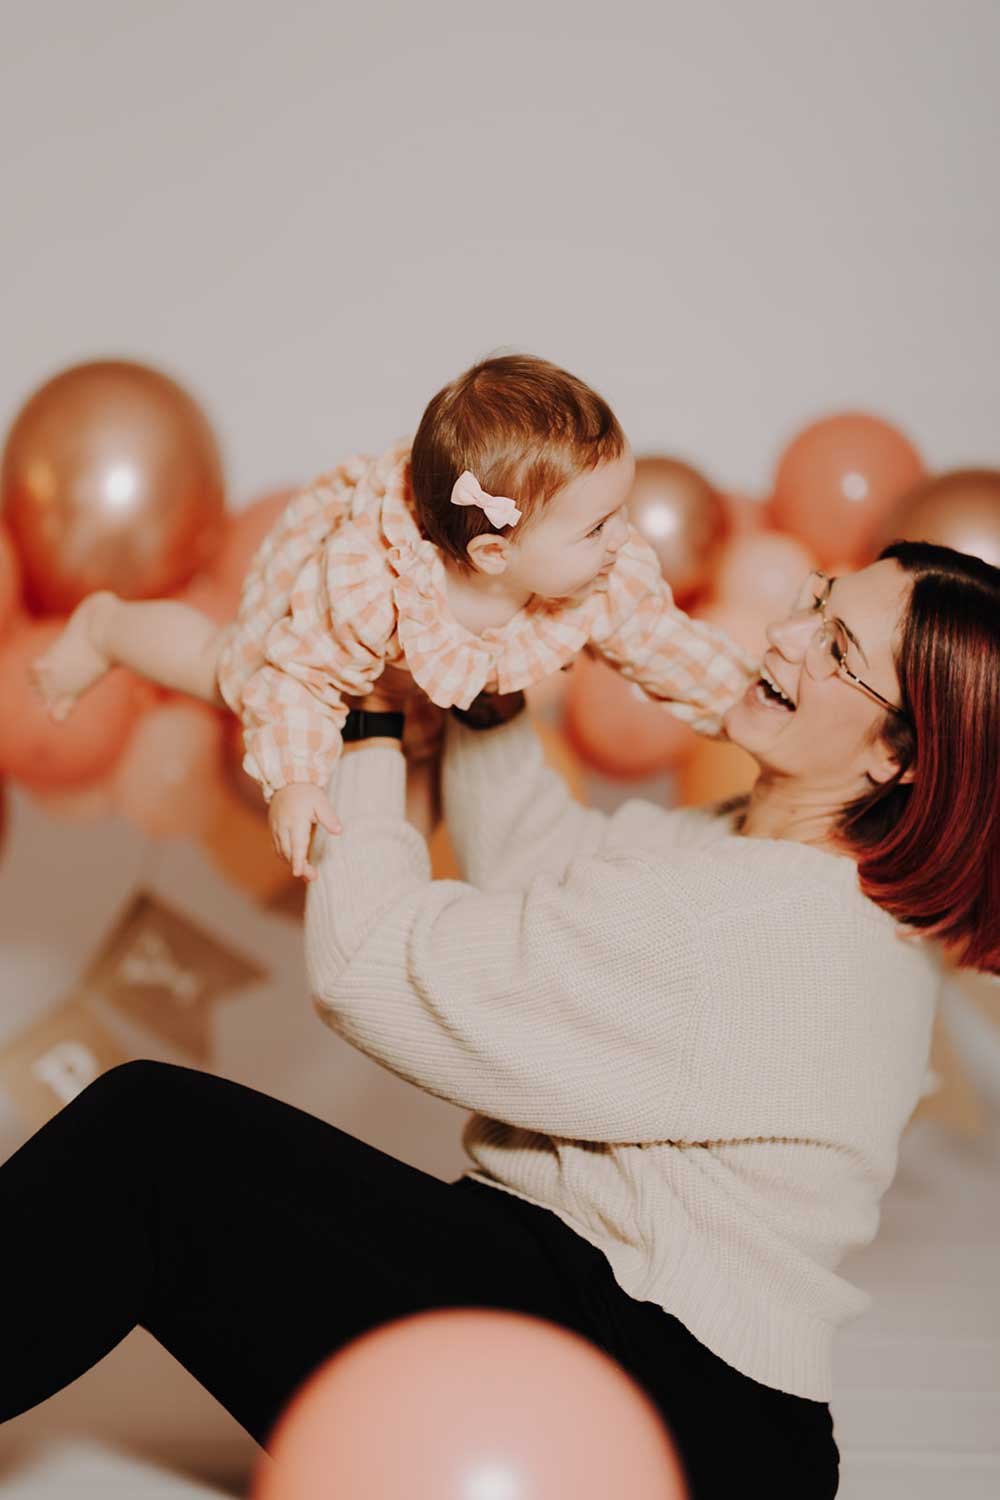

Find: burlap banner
81;889;267;1062
0;997;127;1131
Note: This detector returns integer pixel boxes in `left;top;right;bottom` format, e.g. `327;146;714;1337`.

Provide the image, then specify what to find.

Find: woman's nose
765;611;816;658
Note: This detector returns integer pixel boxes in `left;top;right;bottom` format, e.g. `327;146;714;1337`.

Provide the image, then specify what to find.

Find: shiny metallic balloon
1;360;225;613
627;456;726;601
880;468;1000;567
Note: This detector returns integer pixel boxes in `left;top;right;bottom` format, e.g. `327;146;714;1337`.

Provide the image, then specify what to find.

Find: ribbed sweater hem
459;1170;836;1403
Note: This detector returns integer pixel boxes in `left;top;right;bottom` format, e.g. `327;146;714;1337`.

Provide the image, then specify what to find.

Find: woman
2;542;997;1499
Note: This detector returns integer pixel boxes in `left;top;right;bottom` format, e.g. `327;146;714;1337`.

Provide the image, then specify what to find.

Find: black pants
0;1061;839;1497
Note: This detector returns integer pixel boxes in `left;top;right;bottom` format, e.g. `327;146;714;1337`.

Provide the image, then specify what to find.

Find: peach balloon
112;698;226;839
254;1308;689;1500
564;652;697;779
676;738;757;809
627;456;727;602
1;360;225;614
769;412;924;568
718;489;766;538
0;619;143;788
0;522;22;638
713;529;817;620
879;467;1000;567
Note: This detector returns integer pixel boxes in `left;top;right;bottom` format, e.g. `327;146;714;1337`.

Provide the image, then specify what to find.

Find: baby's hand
268;783;342;882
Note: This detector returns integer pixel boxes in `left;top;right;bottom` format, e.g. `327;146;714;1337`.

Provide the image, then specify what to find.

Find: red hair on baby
410;353;626;572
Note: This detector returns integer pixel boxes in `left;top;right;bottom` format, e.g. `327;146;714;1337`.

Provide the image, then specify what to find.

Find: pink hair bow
450;470;522;529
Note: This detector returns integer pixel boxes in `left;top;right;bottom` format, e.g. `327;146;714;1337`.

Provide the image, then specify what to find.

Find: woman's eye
588;520;605;539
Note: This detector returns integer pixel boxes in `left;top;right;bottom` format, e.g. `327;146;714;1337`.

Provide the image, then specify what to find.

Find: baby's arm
590;532;758;735
238;541;395;878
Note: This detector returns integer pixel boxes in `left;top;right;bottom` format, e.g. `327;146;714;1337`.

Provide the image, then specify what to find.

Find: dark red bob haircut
836;540;1000;974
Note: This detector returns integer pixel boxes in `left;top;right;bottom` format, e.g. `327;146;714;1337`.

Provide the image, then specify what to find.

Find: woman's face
724;559;913;794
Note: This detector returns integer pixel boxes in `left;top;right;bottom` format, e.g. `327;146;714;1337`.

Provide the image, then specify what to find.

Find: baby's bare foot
30;591;118;721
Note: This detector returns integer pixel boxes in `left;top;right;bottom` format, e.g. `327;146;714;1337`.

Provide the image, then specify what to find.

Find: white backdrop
0;0;997;1489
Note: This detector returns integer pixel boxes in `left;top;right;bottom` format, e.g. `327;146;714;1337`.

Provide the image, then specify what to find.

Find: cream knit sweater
304;711;941;1401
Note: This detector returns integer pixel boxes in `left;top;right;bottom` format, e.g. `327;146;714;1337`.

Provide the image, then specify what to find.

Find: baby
32;354;757;879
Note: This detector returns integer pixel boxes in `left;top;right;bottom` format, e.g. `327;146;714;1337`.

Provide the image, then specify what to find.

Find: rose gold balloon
627;456;726;602
1;360;226;614
769;411;924;568
564;652;697;779
879;468;1000;567
254;1309;689;1500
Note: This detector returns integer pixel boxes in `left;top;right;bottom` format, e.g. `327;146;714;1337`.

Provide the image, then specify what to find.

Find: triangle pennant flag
0;997;128;1131
81;890;267;1062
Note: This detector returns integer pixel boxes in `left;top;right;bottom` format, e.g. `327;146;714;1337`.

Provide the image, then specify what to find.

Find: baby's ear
465;533;511;576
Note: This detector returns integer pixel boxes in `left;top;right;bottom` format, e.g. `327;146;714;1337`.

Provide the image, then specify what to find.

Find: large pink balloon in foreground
1;360;225;614
254;1309;689;1500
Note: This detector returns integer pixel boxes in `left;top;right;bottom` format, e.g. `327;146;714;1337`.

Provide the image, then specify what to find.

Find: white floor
830;1089;1000;1500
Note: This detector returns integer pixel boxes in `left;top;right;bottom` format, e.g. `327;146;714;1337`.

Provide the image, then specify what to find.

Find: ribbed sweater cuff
446;710;544;780
328;743;407;818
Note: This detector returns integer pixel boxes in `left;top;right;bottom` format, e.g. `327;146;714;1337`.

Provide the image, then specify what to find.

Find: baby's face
504;449;635;601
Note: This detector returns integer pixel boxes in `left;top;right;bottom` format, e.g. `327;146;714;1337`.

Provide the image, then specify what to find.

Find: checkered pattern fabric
217;439;758;801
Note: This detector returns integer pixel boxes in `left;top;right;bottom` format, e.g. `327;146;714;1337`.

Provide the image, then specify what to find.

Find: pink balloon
254;1309;689;1500
713;529;817;619
0;618;143;789
111;697;226;838
564;652;697;779
694;599;770;661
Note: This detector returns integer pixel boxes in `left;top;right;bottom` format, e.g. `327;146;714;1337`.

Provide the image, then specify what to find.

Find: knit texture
303;713;941;1400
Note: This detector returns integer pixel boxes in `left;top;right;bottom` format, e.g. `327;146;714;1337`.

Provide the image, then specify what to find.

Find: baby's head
410;354;634;600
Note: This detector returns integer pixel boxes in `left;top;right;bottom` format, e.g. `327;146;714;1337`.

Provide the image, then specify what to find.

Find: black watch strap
342;709;405;742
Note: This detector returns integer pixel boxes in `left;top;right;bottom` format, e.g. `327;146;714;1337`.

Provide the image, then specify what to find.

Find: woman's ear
465;533;511;576
866;739;916;787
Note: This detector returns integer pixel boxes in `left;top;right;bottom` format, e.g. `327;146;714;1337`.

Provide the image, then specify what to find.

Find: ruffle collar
370;441;619;709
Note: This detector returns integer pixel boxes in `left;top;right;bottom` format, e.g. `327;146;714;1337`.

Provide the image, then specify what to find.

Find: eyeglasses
790;571;909;719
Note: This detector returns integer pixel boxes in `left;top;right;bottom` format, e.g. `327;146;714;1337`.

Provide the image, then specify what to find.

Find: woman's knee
76;1058;190;1122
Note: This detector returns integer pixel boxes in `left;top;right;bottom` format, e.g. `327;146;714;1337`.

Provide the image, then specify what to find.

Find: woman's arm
441;706;618;889
305;740;703;1142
